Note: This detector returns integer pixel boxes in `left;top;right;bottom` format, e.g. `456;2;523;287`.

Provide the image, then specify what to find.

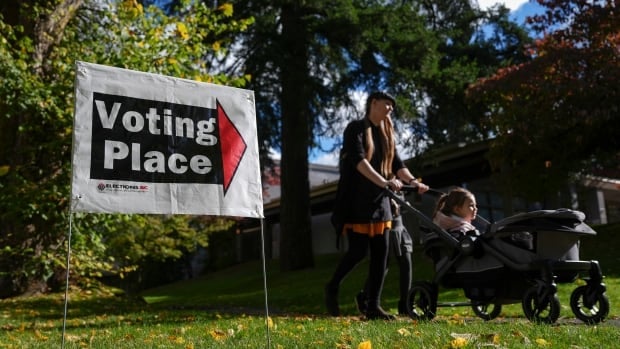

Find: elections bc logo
96;182;149;193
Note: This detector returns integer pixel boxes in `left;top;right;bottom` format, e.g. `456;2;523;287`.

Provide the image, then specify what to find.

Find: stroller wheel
406;282;437;321
472;303;502;321
522;284;560;324
570;285;610;324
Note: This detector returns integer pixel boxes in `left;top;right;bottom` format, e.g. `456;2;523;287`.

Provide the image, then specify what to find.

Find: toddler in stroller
389;186;609;324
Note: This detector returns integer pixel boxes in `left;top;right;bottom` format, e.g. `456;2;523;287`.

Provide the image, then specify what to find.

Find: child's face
454;195;477;222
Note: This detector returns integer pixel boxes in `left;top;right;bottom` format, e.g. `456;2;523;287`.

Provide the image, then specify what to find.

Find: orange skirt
343;221;392;238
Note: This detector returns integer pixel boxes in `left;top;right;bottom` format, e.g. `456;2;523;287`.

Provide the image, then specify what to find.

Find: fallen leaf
397;328;411;336
209;329;227;341
450;337;468;348
358;340;372;349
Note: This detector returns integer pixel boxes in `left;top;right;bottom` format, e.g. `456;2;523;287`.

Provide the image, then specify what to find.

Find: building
234;141;620;262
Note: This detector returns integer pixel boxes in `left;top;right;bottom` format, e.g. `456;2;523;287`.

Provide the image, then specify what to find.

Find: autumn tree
466;0;620;202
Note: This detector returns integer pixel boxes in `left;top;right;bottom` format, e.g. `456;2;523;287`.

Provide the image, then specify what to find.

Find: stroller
387;186;610;324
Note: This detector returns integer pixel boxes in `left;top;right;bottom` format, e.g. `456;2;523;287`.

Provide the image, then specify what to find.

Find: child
432;187;480;238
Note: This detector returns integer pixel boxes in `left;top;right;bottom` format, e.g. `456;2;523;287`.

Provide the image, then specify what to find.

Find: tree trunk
278;4;314;271
33;0;84;73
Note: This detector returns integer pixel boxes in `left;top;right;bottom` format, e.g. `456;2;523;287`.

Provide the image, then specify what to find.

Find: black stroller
388;186;610;324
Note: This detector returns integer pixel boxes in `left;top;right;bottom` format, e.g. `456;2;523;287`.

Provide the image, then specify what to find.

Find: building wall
265;177;617;259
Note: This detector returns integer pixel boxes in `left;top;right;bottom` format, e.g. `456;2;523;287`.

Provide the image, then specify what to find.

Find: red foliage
465;0;619;198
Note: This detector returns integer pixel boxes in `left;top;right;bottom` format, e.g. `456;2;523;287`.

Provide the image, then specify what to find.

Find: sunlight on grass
141;295;171;303
0;224;618;348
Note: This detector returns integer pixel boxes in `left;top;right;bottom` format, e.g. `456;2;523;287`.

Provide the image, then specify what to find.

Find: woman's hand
416;182;430;194
406;177;429;194
385;178;403;191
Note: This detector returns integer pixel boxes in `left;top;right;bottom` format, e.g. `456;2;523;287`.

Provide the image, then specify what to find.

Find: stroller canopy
489;209;596;236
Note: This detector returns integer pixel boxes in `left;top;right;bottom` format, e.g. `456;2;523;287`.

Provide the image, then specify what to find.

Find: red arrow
217;101;247;193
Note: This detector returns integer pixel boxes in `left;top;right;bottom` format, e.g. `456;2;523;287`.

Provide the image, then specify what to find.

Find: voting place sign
71;61;263;218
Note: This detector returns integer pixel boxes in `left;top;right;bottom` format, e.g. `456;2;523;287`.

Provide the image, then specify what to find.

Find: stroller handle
397;184;445;196
383;186;461;249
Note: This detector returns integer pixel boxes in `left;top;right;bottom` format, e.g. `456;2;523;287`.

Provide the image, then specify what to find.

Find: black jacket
334;118;406;225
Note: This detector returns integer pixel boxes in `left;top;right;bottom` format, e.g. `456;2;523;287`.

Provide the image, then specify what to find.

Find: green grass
1;224;619;348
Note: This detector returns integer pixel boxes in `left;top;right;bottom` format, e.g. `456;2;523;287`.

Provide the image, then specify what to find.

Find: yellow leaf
176;23;190;40
218;3;234;17
0;165;9;176
358;340;372;349
34;330;49;341
266;316;274;329
448;313;464;324
397;328;411;336
121;0;143;18
450;337;468;348
209;329;227;341
535;338;550;346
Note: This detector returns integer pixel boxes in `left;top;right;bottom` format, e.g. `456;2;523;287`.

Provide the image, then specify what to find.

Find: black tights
326;230;389;309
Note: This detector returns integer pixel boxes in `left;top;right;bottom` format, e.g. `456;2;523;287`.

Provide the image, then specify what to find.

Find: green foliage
0;0;252;296
399;1;533;152
0;2;75;295
228;0;533;271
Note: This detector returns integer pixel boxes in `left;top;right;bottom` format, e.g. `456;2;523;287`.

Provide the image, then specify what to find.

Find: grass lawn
1;224;619;348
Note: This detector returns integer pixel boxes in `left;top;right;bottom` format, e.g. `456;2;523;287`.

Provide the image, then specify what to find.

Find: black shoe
355;291;367;315
398;300;408;316
325;285;340;316
365;306;396;321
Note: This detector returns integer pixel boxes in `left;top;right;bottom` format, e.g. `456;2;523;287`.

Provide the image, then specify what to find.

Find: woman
325;91;428;320
432;187;479;238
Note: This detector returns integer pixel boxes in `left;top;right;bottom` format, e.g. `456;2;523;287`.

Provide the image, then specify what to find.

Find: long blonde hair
364;93;396;178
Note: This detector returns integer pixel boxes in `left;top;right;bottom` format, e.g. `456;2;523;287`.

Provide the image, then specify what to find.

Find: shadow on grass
1;224;617;334
0;290;246;333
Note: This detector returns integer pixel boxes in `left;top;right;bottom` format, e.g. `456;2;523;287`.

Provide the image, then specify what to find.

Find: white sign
71;61;263;218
